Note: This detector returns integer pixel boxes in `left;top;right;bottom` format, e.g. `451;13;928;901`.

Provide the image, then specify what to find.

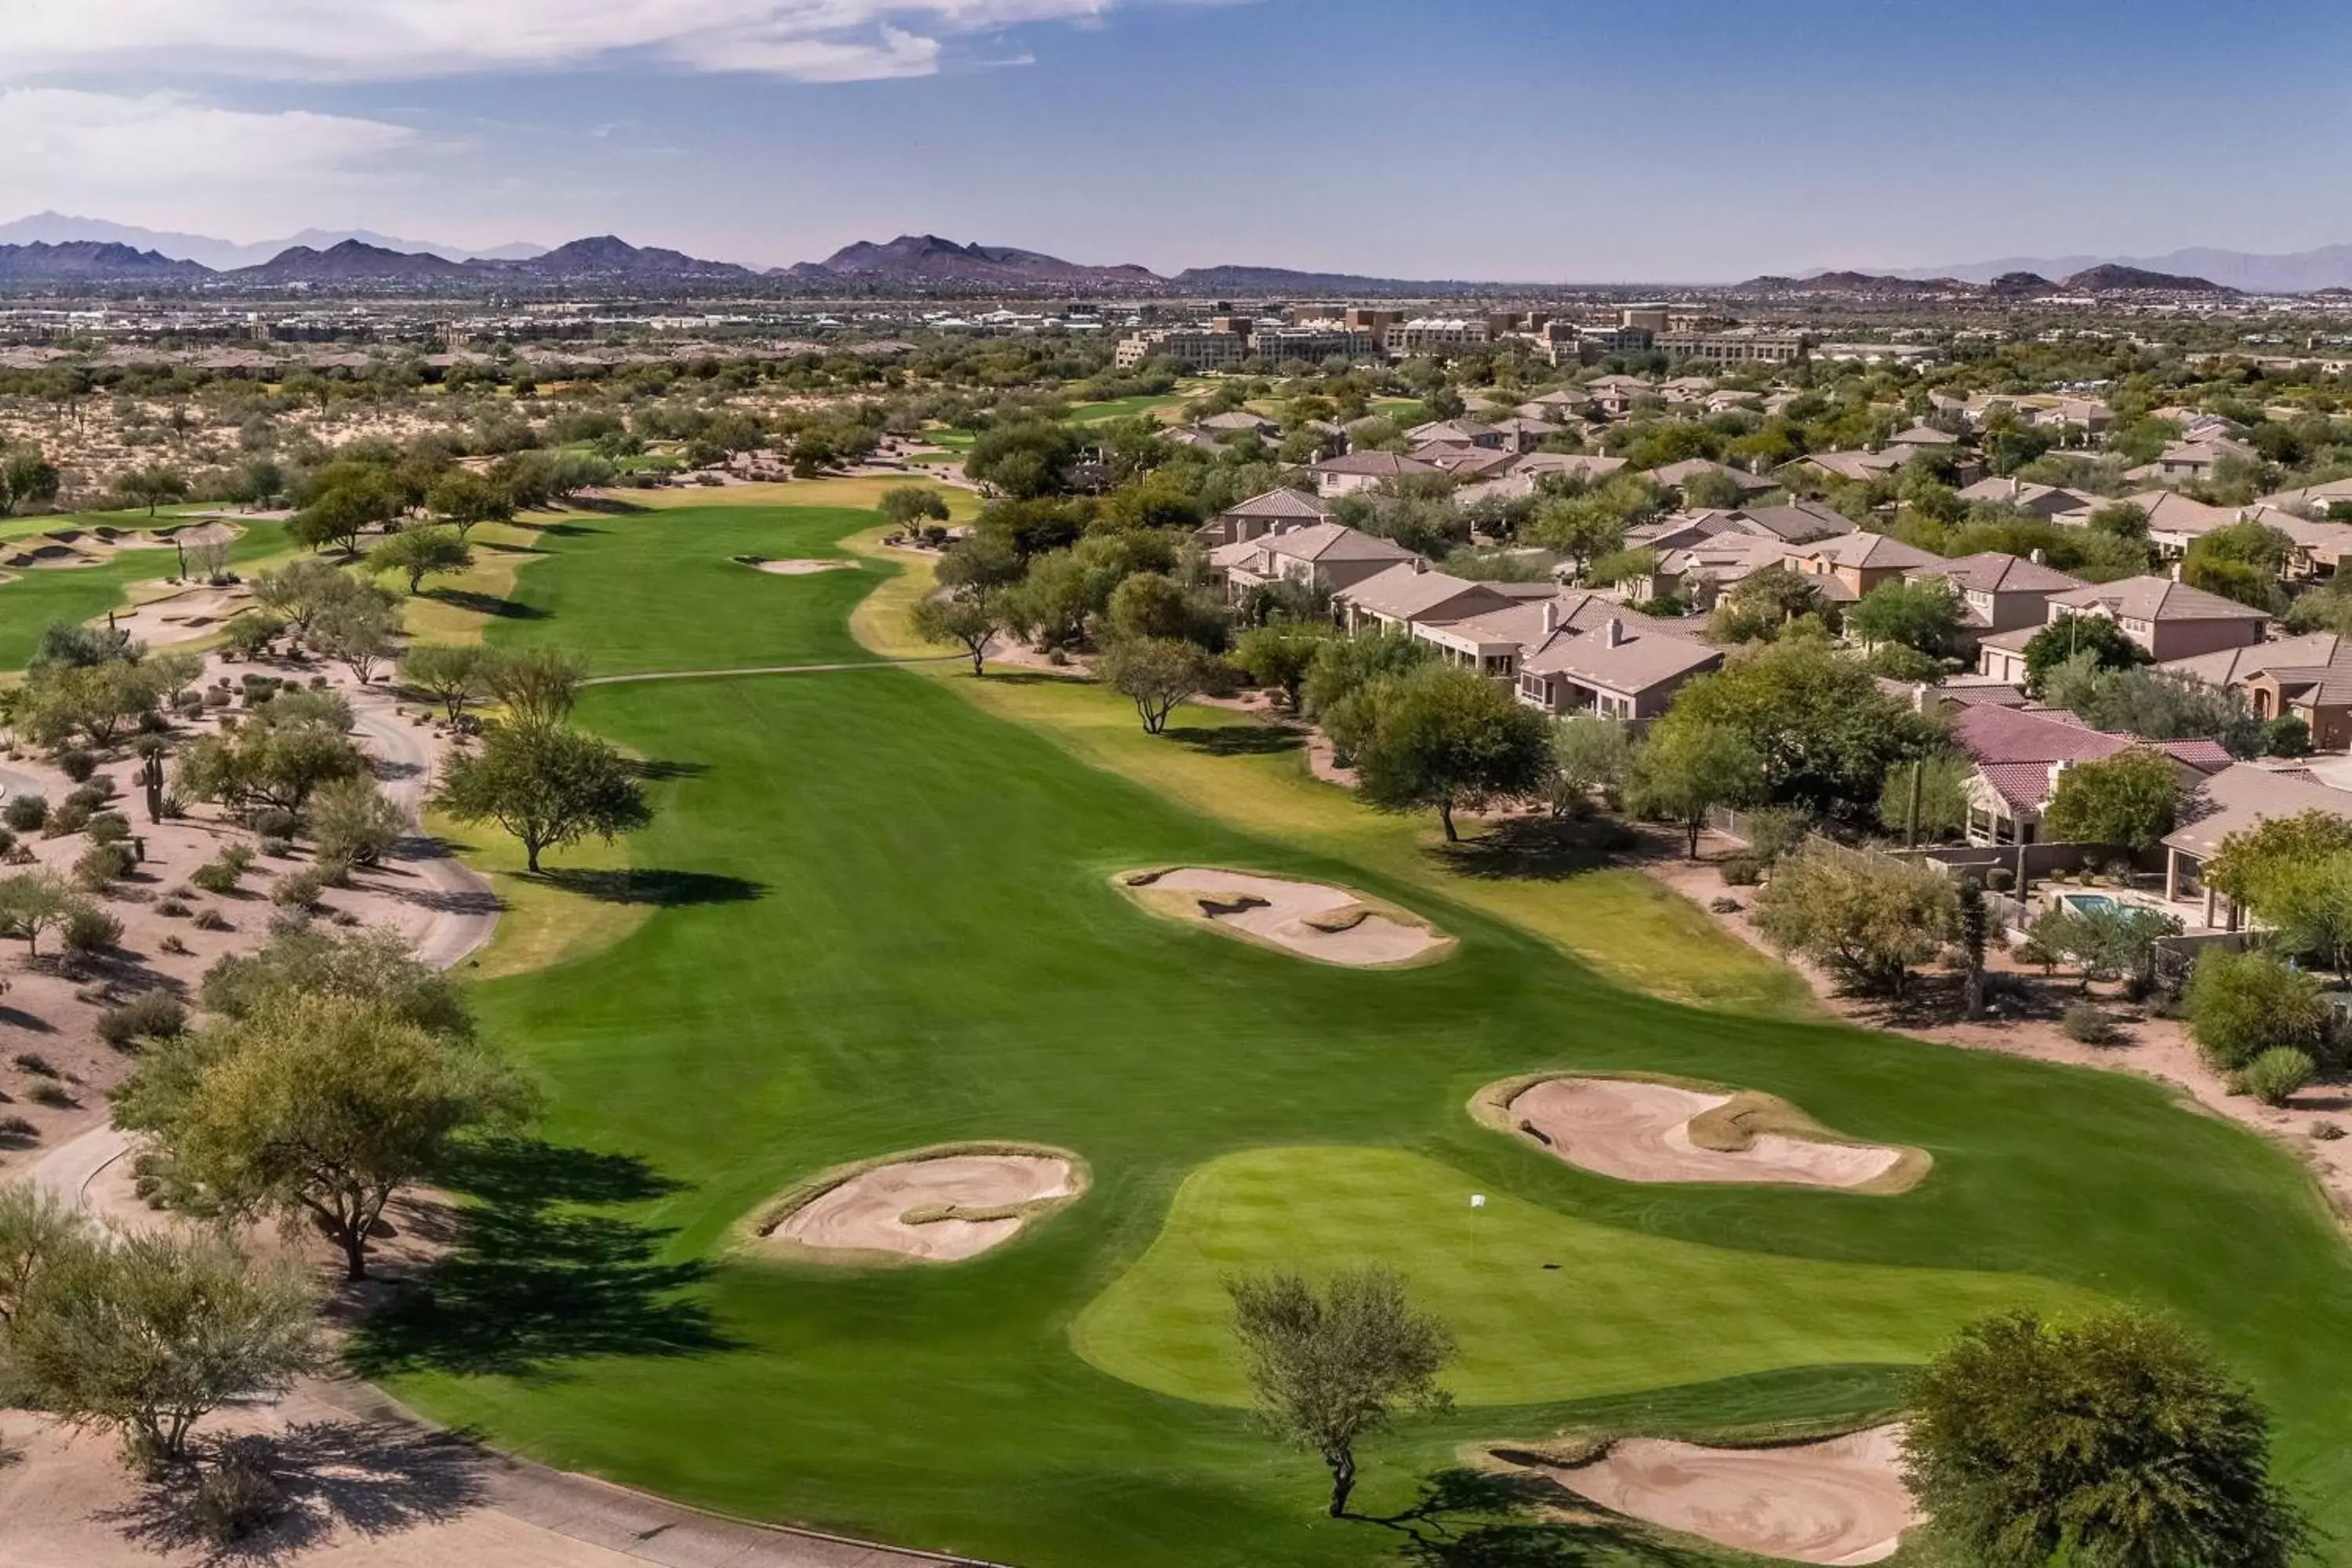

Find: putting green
1073;1145;2107;1407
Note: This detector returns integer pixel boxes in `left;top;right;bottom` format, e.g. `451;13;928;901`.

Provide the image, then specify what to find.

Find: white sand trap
757;1149;1082;1264
752;557;858;575
1537;1427;1918;1565
97;583;255;645
1497;1076;1914;1190
1122;866;1451;967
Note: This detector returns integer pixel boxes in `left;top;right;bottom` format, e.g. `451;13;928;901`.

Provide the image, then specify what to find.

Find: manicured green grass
0;517;291;673
369;495;2352;1567
1075;1145;2105;1408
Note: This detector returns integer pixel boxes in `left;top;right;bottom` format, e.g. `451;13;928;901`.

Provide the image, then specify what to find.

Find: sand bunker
1509;1427;1918;1565
746;557;859;575
750;1145;1084;1265
97;583;255;646
1119;867;1452;968
1479;1075;1923;1192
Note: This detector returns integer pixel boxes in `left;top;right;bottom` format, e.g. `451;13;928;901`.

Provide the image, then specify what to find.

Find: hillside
2060;263;2232;293
0;241;211;283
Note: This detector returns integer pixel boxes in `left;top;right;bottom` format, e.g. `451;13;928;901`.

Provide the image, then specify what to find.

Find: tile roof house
2138;437;2253;484
1331;561;1515;633
1195;409;1280;437
1784;531;1944;598
1733;500;1857;544
2163;633;2352;751
1410;442;1519;480
1406;419;1504;450
1975;575;2271;681
1956;476;2101;519
1907;551;2089;633
1952;703;2234;845
2161;762;2352;921
1207;523;1420;600
1642;458;1777;500
1310;450;1443;498
1196;487;1334;546
1410;590;1668;677
1509;452;1630;484
1514;608;1725;719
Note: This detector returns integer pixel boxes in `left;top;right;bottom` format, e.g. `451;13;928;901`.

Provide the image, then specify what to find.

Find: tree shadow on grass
1165;724;1305;758
347;1138;738;1384
628;758;710;782
1429;817;1640;884
426;589;547;621
1361;1468;1700;1568
528;868;764;908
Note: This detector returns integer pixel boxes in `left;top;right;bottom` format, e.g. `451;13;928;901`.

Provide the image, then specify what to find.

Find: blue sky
7;0;2350;278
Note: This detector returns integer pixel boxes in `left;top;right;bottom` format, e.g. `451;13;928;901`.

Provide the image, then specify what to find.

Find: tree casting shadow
347;1138;737;1382
426;588;547;621
1429;817;1639;884
1165;724;1305;758
1360;1467;1700;1568
528;868;764;908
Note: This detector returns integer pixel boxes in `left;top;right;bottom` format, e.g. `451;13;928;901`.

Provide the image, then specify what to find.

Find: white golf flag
1469;1194;1486;1209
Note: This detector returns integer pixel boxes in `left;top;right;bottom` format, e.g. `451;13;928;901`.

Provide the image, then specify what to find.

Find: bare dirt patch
1497;1425;1918;1565
1117;866;1453;968
1474;1073;1926;1192
745;1142;1086;1265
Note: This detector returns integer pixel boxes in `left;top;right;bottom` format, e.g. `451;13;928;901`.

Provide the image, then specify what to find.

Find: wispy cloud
0;89;416;195
5;1;1119;85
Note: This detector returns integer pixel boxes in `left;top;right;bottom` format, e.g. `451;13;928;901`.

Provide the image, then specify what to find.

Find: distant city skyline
9;0;2352;280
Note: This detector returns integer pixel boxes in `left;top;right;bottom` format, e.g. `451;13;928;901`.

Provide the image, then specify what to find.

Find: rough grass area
368;492;2352;1568
1070;1145;2103;1408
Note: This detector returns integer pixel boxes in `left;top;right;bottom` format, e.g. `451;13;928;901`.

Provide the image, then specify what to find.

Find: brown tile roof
1913;551;2088;595
1519;617;1722;695
2165;763;2352;858
1223;488;1333;521
2046;575;2272;624
1335;563;1511;621
1312;452;1442;478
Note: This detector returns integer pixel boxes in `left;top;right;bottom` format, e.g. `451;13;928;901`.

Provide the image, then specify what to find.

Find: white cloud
4;1;1114;84
0;89;419;225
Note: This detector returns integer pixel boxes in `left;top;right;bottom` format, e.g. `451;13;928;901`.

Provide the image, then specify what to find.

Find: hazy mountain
513;234;755;281
0;241;211;283
231;239;468;284
1891;244;2352;293
794;234;1157;289
1167;264;1488;296
0;212;543;268
2060;263;2230;294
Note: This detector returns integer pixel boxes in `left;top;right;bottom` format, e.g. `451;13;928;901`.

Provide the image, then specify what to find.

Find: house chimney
1605;616;1625;648
1913;681;1929;713
1542;601;1559;635
2009;476;2021;496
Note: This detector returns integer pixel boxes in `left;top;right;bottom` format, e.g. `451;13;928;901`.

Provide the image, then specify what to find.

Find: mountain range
1745;263;2234;297
1877;244;2352;294
0;212;544;270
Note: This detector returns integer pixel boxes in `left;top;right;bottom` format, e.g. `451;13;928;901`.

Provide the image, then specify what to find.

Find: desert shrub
2060;1001;2122;1045
1742;805;1813;866
1719;854;1763;886
1986;866;2015;892
270;866;332;910
0;1116;35;1142
1;794;43;831
190;855;247;895
45;797;90;837
192;909;231;931
96;991;187;1050
56;750;96;783
2314;1122;2346;1142
247;807;301;840
2186;947;2328;1069
2231;1046;2317;1107
259;837;295;858
63;903;122;954
13;1051;57;1077
84;811;131;845
1708;895;1743;914
159;935;191;956
0;828;12;858
193;1443;285;1545
71;840;135;892
157;898;191;918
27;1083;75;1109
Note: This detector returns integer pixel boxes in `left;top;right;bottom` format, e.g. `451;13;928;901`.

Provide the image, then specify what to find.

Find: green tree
425;470;514;539
1707;564;1831;644
878;485;952;530
1229;619;1335;712
2023;614;2148;696
308;775;405;868
0;870;83;958
1847;577;1964;659
0;445;60;517
2042;750;2180;850
1903;1308;2309;1568
114;991;528;1280
290;475;401;554
1228;1267;1454;1518
1352;664;1556;840
201;924;470;1041
368;523;473;594
308;590;401;684
398;644;493;722
911;593;1005;677
434;720;652;873
1751;841;1958;996
1096;636;1221;735
483;645;589;725
1548;712;1634;815
1627;721;1766;855
109;464;188;517
176;695;365;813
1876;750;1973;843
9;1226;319;1462
2185;947;2330;1071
